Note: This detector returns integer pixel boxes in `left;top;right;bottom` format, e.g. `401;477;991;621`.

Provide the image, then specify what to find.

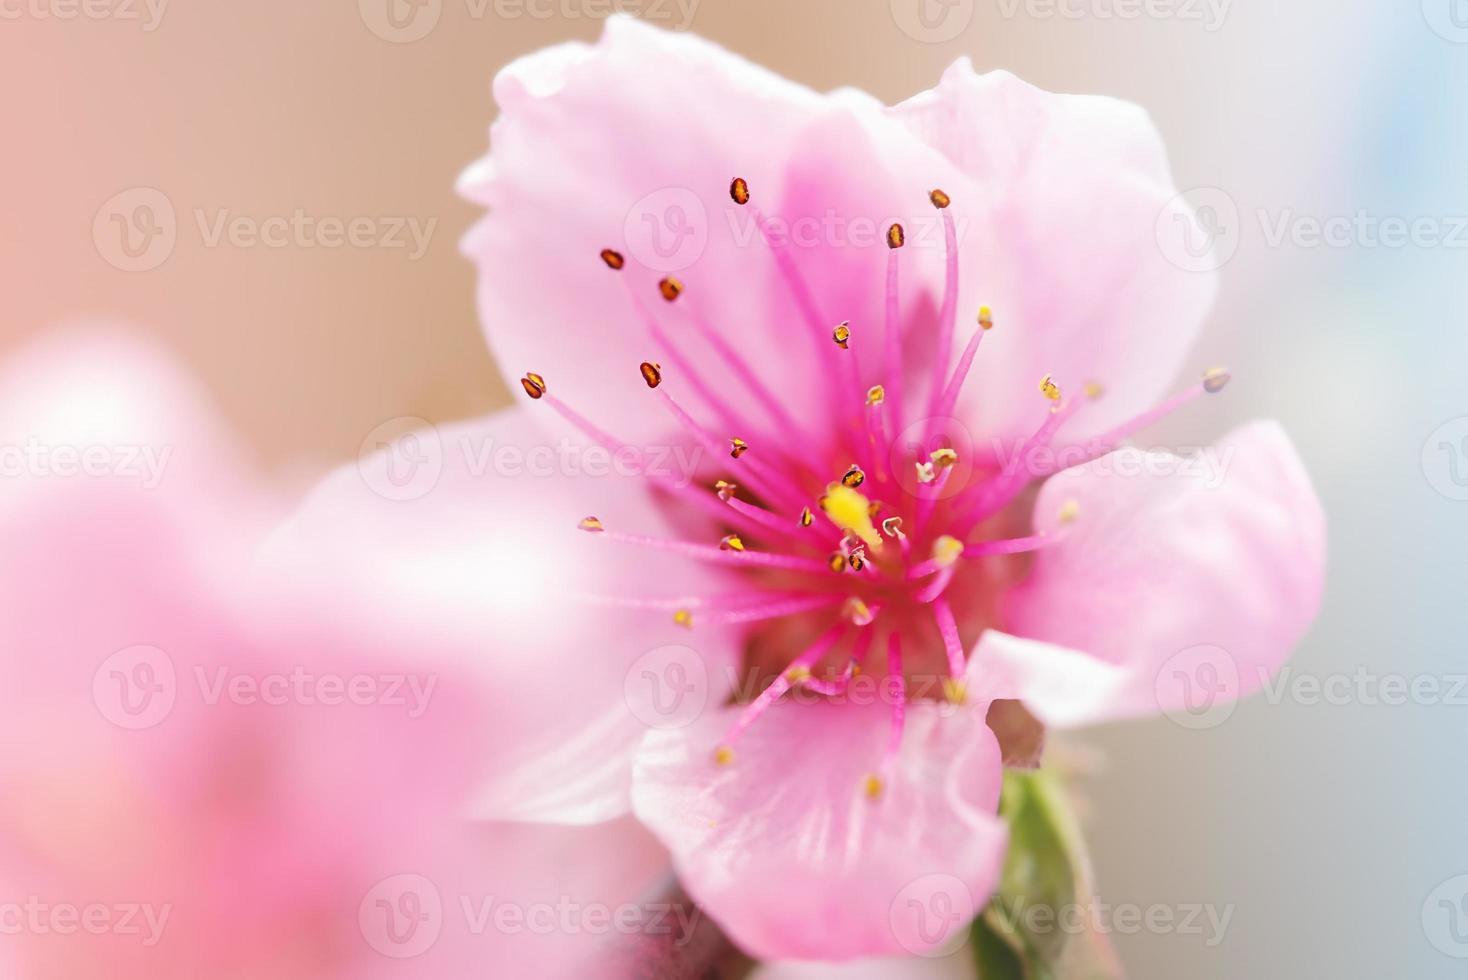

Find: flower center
521;178;1228;798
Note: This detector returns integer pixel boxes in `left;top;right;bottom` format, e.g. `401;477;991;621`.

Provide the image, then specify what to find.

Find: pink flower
282;17;1325;963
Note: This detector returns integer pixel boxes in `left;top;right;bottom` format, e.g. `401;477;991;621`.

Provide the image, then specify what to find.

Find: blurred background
1;1;1463;976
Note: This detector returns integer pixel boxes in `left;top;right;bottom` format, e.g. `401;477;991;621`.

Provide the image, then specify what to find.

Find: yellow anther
864;774;885;799
832;321;852;349
730;177;750;206
785;665;811;684
932;535;964;569
578;516;604;533
714;480;738;502
866;385;885;407
930;447;959;470
719;534;745;552
886;223;906;249
599;248;625;270
1058;499;1080;525
1084;380;1104;399
841;465;866;489
1203;366;1232;393
658;276;683;302
942;679;968;704
828;552;847;573
847;549;868;573
714;746;735;766
639;361;663;389
521;372;547;400
673;609;694;629
1039;374;1062;403
799;506;814;528
729;437;749;459
819;482;883;551
978;306;994;330
843;597;875;627
929;188;951;209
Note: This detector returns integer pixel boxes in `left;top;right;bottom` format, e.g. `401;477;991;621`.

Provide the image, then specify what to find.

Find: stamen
730;177;750;206
979;306;994;330
520;372;547;399
866;385;885;407
639;361;663;389
841;465;866;489
842;596;875;627
883;230;905;436
866;631;909;802
730;437;749;459
832;321;851;349
828;552;846;573
718;623;848;754
932;598;968;699
1203;366;1232;393
658;277;683;302
715;480;738;502
927;202;961;422
720;534;745;552
805;629;874;696
930;447;958;470
702;594;843;626
595;528;836;575
929;188;951;209
578;516;604;533
799;506;814;528
674;609;694;629
599;248;625;271
881;516;905;540
886;223;906;249
1039;374;1063;404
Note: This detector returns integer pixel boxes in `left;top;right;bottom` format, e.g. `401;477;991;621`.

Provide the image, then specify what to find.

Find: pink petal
265;404;742;824
631;690;1006;961
1003;420;1326;722
890;60;1218;449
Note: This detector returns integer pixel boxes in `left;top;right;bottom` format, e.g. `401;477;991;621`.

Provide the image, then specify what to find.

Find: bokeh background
2;1;1464;976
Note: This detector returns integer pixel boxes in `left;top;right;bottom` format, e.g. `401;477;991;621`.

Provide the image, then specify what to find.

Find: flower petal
891;60;1218;449
631;688;1006;961
264;404;741;824
1002;420;1326;722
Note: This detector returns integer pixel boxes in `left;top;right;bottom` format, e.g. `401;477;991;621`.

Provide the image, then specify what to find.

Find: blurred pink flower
282;17;1326;964
0;328;675;979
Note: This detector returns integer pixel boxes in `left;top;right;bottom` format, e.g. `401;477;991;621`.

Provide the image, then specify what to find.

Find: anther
1039;374;1062;403
1058;499;1081;525
1084;380;1105;399
673;609;694;629
841;465;866;489
730;177;750;206
978;306;994;331
799;506;814;527
866;385;885;407
719;534;745;552
843;597;875;627
941;679;968;704
882;516;905;540
729;437;749;459
599;248;625;270
639;361;663;389
714;745;735;766
832;321;852;349
785;665;811;683
929;188;951;209
886;223;906;249
915;461;936;484
863;773;885;799
931;535;964;569
828;552;847;573
1203;366;1232;393
658;277;683;302
578;516;604;533
930;447;958;470
520;372;547;399
714;480;739;502
847;549;867;572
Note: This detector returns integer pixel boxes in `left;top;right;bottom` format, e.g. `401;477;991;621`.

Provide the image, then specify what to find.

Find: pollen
863;773;885;799
841;465;866;489
820;482;882;550
931;535;964;569
720;534;745;552
599;248;625;270
886;223;906;249
832;321;851;349
730;177;750;205
843;596;875;627
1203;366;1232;393
978;306;994;330
714;745;735;766
1058;499;1081;525
714;480;738;502
673;609;694;629
520;372;547;400
1039;374;1062;403
866;385;885;407
639;361;663;389
930;447;958;470
929;188;951;209
799;506;814;527
730;437;749;459
578;516;604;533
658;276;683;302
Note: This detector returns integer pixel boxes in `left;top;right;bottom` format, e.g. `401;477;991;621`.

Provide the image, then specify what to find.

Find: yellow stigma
1039;374;1062;403
820;482;883;551
1058;499;1080;525
720;534;745;552
942;679;968;704
673;609;693;629
932;535;964;569
866;384;885;407
863;773;885;799
832;321;851;349
843;596;875;627
714;745;735;766
978;306;994;330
